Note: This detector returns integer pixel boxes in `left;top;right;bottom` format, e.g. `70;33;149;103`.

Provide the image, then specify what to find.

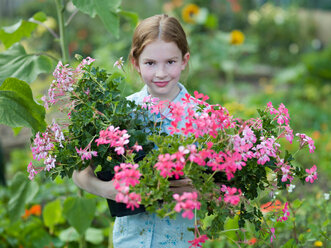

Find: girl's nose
155;65;166;78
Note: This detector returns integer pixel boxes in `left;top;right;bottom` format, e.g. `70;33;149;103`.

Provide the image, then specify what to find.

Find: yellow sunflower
230;30;245;45
314;241;323;247
182;4;200;24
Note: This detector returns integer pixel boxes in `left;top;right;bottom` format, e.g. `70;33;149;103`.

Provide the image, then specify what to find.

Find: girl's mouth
154;81;169;87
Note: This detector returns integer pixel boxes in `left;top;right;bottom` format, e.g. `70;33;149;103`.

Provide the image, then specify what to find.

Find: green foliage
0;77;46;133
43;199;63;234
0;19;37;49
0;43;53;83
63;197;96;235
8;172;39;222
72;0;122;38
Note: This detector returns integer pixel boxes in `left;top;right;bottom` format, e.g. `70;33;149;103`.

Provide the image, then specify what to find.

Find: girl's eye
145;61;154;66
168;60;176;64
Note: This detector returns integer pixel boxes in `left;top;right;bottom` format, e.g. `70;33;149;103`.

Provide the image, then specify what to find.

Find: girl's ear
181;52;190;70
131;58;141;74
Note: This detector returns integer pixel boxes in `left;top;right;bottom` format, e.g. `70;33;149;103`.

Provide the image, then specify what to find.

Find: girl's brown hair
129;14;189;63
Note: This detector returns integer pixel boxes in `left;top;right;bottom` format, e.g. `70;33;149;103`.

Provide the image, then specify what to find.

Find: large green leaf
72;0;121;38
0;12;47;49
8;172;39;222
0;43;53;83
94;1;120;38
63;197;96;235
43;199;63;233
0;77;46;133
0;20;37;49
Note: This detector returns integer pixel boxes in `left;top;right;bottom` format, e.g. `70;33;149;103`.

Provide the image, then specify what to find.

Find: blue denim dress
112;83;195;247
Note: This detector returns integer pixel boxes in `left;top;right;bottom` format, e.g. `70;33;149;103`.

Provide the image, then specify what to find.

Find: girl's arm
72;165;117;201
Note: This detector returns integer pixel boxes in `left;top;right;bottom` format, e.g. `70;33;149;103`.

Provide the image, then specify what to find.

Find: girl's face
133;39;190;101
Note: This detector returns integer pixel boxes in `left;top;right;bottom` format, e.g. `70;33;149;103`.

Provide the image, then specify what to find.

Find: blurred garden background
0;0;330;247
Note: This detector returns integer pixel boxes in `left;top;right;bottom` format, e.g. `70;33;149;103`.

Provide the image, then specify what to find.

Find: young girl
72;14;196;247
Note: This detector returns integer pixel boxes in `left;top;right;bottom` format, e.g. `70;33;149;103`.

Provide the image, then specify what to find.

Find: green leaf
12;127;23;136
118;10;139;26
0;78;46;133
223;215;239;241
63;197;96;235
201;213;216;230
94;1;120;38
0;20;37;49
31;11;47;22
72;0;121;38
59;227;80;242
8;172;39;222
281;238;297;248
43;199;63;233
85;228;104;244
72;0;97;17
0;43;53;83
292;199;302;209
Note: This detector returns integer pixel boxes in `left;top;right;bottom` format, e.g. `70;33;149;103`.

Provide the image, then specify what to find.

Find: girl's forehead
140;40;182;59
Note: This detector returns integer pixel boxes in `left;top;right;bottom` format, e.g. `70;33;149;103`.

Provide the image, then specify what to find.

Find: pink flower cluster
188;234;208;248
277;202;290;222
75;145;97;161
113;163;142;210
95;125;130;155
305;165;318;183
219;185;242;205
154;146;189;179
42;57;95;109
267;102;290;126
296;133;316;153
173;192;201;219
253;136;280;165
28;120;65;179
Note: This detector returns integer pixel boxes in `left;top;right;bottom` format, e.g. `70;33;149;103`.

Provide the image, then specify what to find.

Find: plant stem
55;0;69;63
206;171;217;183
79;234;87;248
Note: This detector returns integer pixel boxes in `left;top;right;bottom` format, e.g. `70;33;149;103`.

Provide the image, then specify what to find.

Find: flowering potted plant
28;57;318;246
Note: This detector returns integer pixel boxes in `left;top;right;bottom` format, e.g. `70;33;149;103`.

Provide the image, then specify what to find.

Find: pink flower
188;234;208;248
277;202;290;222
305;165;318;183
267;102;290;126
270;227;276;243
95;125;130;155
173;192;200;219
27;162;42;180
113;57;124;70
114;163;141;187
194;91;209;101
296;133;316;153
253;136;279;165
132;142;143;152
44;154;57;171
277;160;293;183
113;163;142;210
283;125;294;143
75;146;98;161
220;185;242;205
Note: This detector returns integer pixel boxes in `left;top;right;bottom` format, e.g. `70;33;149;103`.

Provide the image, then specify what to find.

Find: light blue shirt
113;83;195;248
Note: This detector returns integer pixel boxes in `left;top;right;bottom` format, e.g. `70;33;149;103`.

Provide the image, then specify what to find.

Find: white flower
324;193;330;201
287;184;296;193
